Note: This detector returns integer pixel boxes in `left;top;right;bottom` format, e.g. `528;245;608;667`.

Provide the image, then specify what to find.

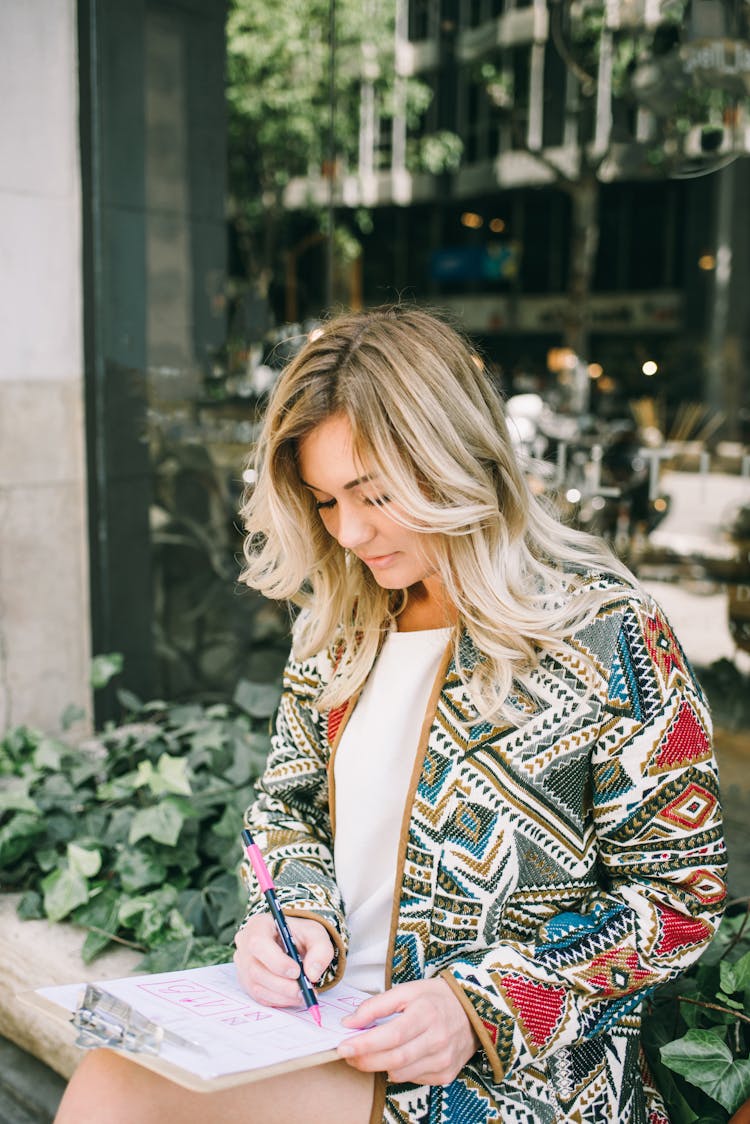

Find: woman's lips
360;552;397;569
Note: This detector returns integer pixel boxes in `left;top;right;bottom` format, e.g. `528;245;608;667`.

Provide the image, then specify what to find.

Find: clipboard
19;963;370;1092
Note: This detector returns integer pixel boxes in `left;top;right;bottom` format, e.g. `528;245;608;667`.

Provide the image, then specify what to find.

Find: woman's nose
334;504;374;550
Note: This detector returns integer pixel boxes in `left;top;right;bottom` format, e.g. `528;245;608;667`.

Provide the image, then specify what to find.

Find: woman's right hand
233;913;334;1008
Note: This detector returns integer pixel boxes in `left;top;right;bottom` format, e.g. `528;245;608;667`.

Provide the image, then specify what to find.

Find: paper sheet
36;962;372;1080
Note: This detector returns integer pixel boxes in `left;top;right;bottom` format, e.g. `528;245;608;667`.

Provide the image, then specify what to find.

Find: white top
333;627;451;994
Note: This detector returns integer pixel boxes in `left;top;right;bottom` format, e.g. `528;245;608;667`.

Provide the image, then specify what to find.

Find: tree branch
548;0;596;96
83;925;148;953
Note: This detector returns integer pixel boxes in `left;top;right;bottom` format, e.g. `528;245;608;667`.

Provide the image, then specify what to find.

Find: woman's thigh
54;1049;375;1124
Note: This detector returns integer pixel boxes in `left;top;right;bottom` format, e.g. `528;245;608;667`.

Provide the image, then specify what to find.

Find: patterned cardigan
241;579;727;1124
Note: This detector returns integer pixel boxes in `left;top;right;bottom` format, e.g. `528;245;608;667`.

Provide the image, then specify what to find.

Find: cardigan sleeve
440;596;727;1083
239;639;350;986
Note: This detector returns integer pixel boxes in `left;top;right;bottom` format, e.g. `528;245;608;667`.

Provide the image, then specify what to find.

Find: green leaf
642;999;701;1124
167;704;205;726
35;774;76;811
719;960;737;995
190;725;226;756
61;704;86;731
68;753;101;788
181;938;234;970
142;699;168;713
225;731;269;785
129;800;185;847
32;738;66;771
96;772;139;801
17;890;44;920
680;998;703;1028
117;896;151;929
114;849;167;893
166;908;193;942
103;807;136;846
204;703;230;719
162;834;201;875
661;1029;750;1113
137;937;195;973
209;872;245;932
41;865;90;923
43;812;76;845
731;949;750;993
177;888;208;933
134;760;156;789
1;725;43;768
233;679;281;719
716;991;744;1010
90;653;124;689
211;801;245;840
81;929;114;963
137;934;233;973
699;912;750;965
0;812;45;865
74;888;124;963
116;687;143;713
35;845;61;872
0;777;39;815
153;754;192;797
178;873;243;939
80;809;109;841
119;887;181;943
67;842;102;878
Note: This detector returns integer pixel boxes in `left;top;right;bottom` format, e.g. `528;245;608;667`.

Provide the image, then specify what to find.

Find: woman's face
297;413;439;593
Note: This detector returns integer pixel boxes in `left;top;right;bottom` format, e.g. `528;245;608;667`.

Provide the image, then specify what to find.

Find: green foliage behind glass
0;670;280;973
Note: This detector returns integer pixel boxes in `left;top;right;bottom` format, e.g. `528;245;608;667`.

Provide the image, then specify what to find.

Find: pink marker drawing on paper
241;828;322;1028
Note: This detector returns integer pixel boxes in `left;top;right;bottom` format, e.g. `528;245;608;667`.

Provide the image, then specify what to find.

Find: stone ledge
0;894;139;1079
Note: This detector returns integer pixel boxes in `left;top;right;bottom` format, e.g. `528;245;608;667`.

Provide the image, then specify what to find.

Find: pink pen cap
241;827;275;892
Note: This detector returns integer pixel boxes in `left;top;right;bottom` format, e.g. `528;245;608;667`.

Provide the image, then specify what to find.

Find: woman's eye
364;494;391;507
314;498;336;511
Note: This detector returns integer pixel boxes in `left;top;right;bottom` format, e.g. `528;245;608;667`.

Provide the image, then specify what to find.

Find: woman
56;306;726;1124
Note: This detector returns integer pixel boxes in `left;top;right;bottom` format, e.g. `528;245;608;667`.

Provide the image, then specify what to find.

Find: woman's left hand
337;977;479;1086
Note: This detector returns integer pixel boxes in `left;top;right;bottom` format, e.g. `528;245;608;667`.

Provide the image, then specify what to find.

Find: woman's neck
397;580;458;632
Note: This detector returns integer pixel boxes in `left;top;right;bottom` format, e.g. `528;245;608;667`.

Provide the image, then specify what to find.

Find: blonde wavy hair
240;305;636;723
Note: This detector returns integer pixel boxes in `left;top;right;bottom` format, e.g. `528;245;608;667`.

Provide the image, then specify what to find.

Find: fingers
236;972;302;1008
233;915;304;1006
233;914;334;1007
340;985;410;1028
236;915;300;977
340;1018;446;1084
337;979;480;1087
345;1031;437;1084
338;987;427;1069
289;918;335;984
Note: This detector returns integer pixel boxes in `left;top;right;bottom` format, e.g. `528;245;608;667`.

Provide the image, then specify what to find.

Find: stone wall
0;1;91;732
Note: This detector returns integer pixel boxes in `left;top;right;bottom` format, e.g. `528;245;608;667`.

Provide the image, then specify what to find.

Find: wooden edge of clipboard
17;989;341;1093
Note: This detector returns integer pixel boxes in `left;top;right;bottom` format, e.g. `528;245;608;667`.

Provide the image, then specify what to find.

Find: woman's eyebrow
343;474;375;491
300;474;375;493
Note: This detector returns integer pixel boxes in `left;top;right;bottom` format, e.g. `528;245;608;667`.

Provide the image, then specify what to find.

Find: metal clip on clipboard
72;984;207;1056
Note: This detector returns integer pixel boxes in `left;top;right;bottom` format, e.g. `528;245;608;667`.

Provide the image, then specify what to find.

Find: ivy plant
0;664;280;973
642;902;750;1123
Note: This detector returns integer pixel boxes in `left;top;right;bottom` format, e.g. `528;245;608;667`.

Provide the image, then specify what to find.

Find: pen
241;828;322;1027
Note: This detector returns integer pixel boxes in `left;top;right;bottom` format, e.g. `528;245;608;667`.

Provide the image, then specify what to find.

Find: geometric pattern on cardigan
241;579;726;1124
